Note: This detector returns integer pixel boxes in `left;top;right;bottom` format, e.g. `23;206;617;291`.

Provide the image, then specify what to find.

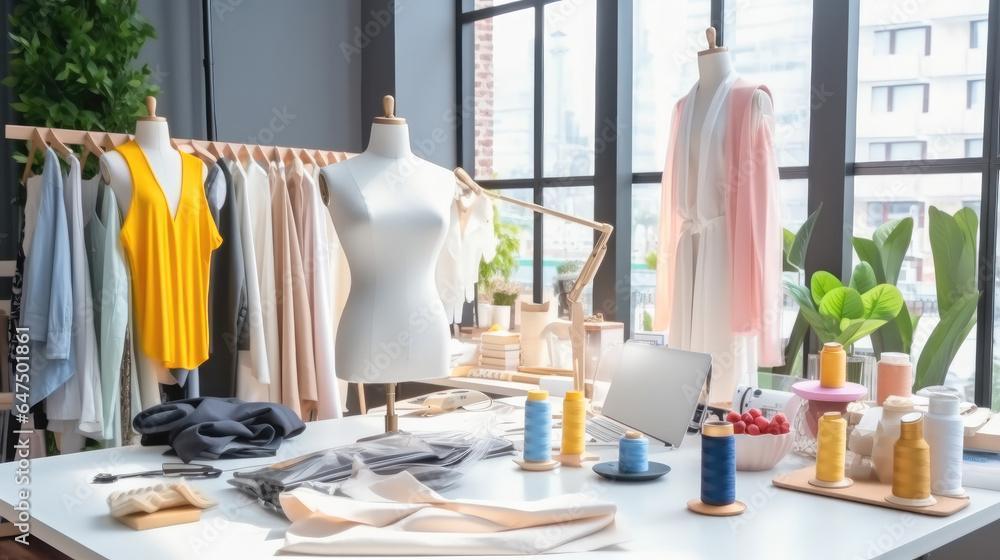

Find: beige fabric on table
278;470;624;556
269;162;318;420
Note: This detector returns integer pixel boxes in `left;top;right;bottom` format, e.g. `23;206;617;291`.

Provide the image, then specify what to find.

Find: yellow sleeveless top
117;141;222;369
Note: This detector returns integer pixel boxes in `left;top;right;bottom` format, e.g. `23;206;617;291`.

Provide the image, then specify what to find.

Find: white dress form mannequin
99;97;207;406
669;29;775;405
319;96;453;431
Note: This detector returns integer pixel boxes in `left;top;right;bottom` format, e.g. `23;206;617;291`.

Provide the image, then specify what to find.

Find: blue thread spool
524;390;551;462
701;421;736;506
619;430;649;473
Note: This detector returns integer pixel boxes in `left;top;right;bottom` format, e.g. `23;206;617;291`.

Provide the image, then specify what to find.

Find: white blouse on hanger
247;160;281;405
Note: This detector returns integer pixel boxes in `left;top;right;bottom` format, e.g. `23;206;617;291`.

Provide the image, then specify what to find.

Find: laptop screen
599;343;712;448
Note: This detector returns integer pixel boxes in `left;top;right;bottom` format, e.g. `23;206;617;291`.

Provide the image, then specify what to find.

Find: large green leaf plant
785;262;904;351
914;207;981;389
852;217;919;356
5;0;159;180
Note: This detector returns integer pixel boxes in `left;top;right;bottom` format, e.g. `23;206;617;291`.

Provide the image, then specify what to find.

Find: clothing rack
4;124;353;169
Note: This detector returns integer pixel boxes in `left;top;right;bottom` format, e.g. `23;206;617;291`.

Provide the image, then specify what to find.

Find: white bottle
872;395;915;484
925;392;966;496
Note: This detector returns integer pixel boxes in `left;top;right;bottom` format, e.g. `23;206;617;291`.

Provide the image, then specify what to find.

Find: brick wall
474;17;494;179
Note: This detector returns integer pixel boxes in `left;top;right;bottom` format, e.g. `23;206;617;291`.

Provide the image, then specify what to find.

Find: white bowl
735;432;795;471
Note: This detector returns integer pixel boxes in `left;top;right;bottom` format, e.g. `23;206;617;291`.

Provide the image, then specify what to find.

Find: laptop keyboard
586;416;630;443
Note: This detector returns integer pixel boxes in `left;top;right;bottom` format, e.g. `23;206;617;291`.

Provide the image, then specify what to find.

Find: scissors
92;463;222;484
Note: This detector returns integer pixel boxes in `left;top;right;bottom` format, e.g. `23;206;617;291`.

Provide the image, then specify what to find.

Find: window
473;9;534;180
971;19;988;48
967;138;984;158
724;0;813;167
543;1;596;177
459;0;999;409
871;84;929;113
858;2;988;162
968;79;986;109
874;26;931;56
868;141;927;162
464;0;598;309
631;0;711;173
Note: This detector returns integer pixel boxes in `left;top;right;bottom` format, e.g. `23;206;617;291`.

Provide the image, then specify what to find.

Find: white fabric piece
318;163;352;411
229;160;270;402
436;183;497;324
48;155;103;440
668;75;758;404
247;160;281;404
278;470;624;556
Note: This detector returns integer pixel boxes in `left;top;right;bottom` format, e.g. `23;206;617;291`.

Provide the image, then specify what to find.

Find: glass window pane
543;1;596;177
473;9;535;180
857;1;990;162
971;19;988;49
631;183;660;333
631;0;711;173
543;186;594;316
492;188;535;300
894;27;929;55
853;174;981;403
968;79;985;108
874;30;892;55
966;137;983;157
725;0;814;167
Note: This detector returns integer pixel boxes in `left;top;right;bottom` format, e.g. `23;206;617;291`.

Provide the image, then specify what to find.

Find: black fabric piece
132;397;305;463
201;160;248;398
4;220;25;463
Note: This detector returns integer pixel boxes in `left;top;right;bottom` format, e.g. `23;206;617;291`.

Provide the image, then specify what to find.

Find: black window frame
456;0;1000;410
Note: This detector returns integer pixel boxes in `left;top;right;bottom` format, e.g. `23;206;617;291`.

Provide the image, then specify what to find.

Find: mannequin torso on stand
666;33;776;406
319;115;452;386
99;100;210;406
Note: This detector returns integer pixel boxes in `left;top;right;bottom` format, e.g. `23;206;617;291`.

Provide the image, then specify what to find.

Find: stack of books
479;331;520;370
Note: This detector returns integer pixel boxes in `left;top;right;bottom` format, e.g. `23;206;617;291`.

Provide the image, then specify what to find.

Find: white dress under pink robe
654;73;783;405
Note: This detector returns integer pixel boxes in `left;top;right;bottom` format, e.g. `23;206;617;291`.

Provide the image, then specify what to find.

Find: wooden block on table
480;356;520;369
114;505;203;530
772;466;970;517
481;348;521;359
481;331;520;345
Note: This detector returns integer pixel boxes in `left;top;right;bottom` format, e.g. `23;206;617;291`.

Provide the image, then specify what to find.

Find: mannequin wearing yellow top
100;99;211;407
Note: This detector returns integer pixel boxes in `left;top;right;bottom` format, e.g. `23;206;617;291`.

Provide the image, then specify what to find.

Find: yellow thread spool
561;391;586;456
819;342;846;388
810;412;853;488
889;412;936;506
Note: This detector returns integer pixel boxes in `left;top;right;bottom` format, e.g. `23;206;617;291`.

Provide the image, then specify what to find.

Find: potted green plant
489;280;521;331
478;205;520;327
784;261;904;388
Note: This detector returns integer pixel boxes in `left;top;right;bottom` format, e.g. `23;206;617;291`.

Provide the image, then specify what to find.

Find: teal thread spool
619;430;649;473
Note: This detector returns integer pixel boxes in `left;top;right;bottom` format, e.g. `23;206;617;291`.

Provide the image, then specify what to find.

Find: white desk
1;408;999;560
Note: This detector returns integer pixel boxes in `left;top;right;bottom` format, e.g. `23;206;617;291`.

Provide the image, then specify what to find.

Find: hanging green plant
4;0;159;182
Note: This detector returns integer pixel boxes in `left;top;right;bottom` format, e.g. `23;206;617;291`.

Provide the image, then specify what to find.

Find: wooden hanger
237;143;253;166
207;141;225;161
20;128;46;184
313;149;327;167
80;131;105;169
46;128;73;159
699;27;728;56
190;140;216;164
299;147;315;166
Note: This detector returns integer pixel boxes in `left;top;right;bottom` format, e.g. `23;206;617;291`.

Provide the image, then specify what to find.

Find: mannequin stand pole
385;383;398;433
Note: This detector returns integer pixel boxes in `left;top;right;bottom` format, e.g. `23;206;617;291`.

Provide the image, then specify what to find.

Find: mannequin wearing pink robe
654;73;783;406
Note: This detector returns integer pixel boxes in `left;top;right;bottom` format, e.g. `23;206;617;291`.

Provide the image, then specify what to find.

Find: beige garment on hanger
270;163;318;419
248;160;281;405
287;161;341;419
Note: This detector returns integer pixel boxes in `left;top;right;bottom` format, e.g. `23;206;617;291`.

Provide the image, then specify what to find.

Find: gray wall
394;0;457;168
139;0;363;152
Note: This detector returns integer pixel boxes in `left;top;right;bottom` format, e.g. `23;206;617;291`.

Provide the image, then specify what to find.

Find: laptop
585;342;712;449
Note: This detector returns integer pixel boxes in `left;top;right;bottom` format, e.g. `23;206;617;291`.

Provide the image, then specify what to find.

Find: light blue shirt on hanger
20;148;75;406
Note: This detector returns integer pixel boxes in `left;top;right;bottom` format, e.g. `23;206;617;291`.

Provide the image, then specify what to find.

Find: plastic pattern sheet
228;430;513;511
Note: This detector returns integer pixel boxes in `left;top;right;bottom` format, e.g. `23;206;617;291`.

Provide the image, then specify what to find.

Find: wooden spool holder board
772;467;970;517
114;505;204;531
